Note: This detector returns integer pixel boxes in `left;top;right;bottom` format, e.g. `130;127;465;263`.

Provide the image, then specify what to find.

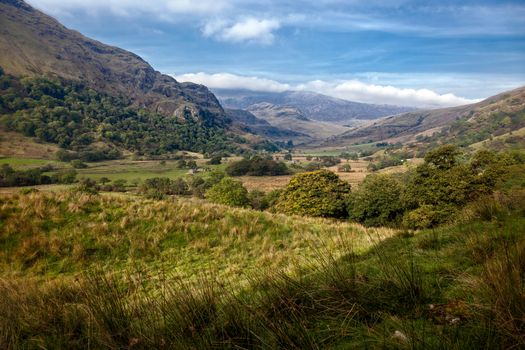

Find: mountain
327;86;525;148
214;89;415;125
242;102;349;143
225;108;306;141
0;0;225;125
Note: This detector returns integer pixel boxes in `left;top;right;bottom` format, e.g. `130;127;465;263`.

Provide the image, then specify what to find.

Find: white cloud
173;72;291;92
203;18;281;44
174;72;481;108
297;80;479;107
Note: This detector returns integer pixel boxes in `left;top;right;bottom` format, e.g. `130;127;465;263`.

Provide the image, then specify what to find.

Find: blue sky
26;0;525;107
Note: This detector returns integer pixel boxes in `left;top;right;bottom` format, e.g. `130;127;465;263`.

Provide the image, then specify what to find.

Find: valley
0;0;524;349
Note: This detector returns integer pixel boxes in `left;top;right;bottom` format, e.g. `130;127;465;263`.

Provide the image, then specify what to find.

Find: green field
0;157;63;168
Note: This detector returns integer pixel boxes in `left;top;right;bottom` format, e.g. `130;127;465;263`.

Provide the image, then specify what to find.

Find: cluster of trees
225;156;289;176
0;72;240;160
138;171;279;210
273;145;522;228
353;146;519;228
0;164;76;187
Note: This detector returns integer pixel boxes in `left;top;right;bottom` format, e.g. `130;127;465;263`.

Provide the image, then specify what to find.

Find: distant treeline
0;164;76;187
225;156;289;176
0;69;247;160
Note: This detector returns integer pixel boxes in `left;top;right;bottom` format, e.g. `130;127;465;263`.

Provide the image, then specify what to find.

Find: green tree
348;174;404;226
276;170;351;218
205;177;249;207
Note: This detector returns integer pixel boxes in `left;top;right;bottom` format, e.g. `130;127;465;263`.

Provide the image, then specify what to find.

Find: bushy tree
276;170;351;218
348;174;404;227
205;177;249;207
400;145;507;229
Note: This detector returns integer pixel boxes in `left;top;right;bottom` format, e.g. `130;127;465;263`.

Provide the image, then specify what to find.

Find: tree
348;174;404;227
276;170;351;218
424;144;460;170
284;153;292;161
99;177;111;185
205;177;249;207
338;163;352;172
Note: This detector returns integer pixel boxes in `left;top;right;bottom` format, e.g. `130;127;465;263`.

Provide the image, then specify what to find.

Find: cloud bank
173;72;480;108
175;72;291;92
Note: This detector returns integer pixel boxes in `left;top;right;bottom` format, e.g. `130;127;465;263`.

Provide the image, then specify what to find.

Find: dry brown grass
0;130;59;159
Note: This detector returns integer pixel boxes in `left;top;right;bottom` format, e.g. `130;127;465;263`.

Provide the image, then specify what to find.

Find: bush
71;160;88;169
74;178;99;194
348;174;404;227
248;190;270;210
141;177;190;196
205;177;249;207
338;163;352;172
402;204;456;230
276;170;351;218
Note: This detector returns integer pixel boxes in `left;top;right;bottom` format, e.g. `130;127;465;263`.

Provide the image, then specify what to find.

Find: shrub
74;178;99;194
338;163;352;172
71;160;88;169
348;174;404;227
205;177;249;207
402;204;455;230
248;190;270;210
276;170;351;218
141;177;190;196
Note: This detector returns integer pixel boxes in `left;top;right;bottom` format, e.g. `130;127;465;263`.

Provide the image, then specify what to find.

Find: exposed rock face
0;0;227;126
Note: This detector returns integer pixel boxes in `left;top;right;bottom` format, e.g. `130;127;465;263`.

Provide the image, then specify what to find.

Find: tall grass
0;191;523;348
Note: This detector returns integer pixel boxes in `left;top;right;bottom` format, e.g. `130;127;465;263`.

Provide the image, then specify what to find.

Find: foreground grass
0;191;523;349
0;192;392;284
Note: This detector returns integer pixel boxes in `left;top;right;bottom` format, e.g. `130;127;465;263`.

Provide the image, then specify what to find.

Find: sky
26;0;525;108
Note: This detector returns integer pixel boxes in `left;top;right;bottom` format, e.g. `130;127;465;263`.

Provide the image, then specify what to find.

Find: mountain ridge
214;88;416;125
0;0;226;125
326;85;525;148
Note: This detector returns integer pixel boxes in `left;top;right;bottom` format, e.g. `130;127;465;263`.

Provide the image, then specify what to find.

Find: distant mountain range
214;89;416;125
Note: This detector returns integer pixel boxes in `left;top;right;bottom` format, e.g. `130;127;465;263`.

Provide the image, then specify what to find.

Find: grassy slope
0;192;394;284
0;190;524;348
0;130;60;160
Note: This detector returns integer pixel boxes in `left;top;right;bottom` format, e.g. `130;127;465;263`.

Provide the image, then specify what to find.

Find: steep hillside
0;72;238;158
0;0;226;124
215;88;415;124
328;86;525;148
